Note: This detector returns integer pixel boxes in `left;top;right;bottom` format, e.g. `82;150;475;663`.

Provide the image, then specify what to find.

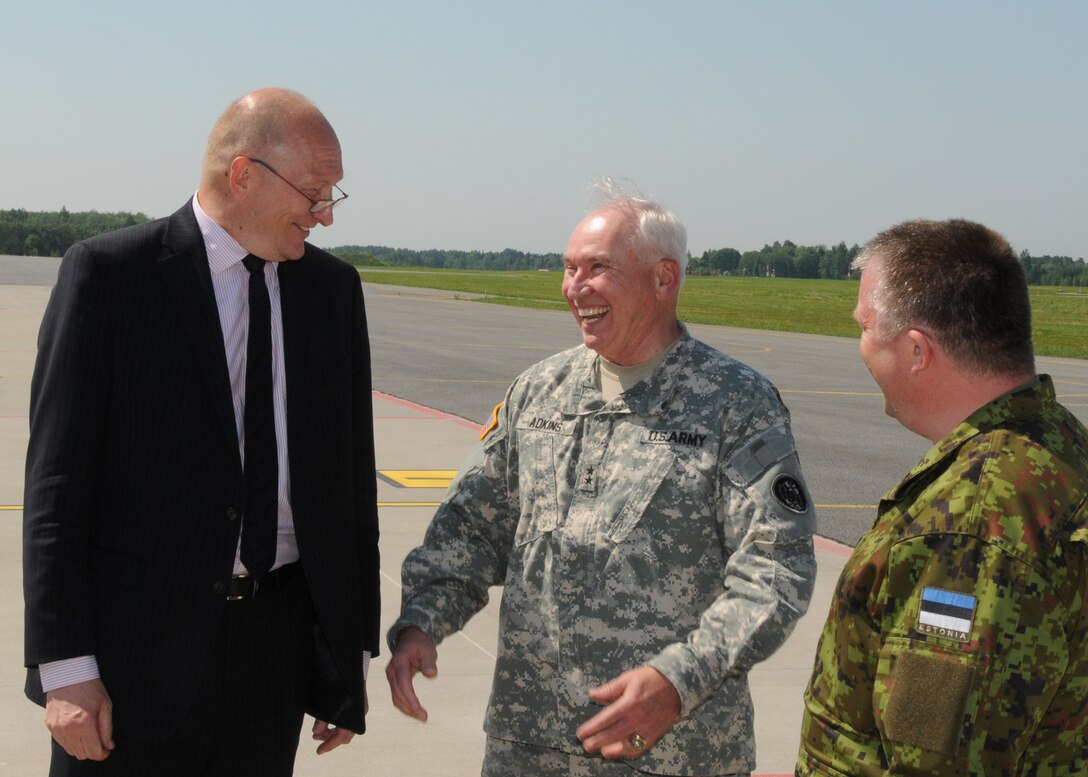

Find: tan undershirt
598;339;680;402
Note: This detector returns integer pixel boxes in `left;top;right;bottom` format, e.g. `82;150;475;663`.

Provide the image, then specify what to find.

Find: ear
654;258;681;301
905;328;937;375
227;156;253;197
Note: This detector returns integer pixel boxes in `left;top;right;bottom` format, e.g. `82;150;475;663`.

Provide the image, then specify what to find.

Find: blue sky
4;1;1086;258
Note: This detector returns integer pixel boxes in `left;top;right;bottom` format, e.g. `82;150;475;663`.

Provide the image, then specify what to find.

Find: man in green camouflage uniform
798;219;1088;775
386;187;817;776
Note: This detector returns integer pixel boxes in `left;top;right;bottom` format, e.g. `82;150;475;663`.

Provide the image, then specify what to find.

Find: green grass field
358;268;1088;360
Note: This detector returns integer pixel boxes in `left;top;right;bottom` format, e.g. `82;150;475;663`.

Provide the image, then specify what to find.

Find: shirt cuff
39;655;101;694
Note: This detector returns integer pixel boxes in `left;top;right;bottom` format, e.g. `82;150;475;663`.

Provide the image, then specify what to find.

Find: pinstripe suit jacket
23;200;379;739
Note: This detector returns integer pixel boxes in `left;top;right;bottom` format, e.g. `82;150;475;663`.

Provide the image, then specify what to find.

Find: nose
313;206;335;227
565;268;590;297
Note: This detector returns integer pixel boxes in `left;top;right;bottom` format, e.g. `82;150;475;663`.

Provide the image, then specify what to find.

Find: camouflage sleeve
388;398;520;651
868;531;1087;773
649;422;817;716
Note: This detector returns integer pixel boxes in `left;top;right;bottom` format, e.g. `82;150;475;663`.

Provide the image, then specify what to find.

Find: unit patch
917;587;976;643
771;474;807;513
642;429;708;447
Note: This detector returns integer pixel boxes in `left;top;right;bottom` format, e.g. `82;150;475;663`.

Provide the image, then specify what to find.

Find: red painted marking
372;391;480;430
814;534;853;557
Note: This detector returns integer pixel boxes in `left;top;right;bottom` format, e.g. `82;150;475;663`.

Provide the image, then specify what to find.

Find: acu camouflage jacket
393;327;816;775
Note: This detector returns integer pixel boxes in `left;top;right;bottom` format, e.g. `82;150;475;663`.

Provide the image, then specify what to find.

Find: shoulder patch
917;587;975;643
772;474;808;513
480;402;502;441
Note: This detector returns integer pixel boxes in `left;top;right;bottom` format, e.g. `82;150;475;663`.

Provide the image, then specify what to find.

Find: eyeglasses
247;157;348;213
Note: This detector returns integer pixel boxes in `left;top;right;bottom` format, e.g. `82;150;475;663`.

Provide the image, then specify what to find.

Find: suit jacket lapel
157;201;241;467
277;256;312;441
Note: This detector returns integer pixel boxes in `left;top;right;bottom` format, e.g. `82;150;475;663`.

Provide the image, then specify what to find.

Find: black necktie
241;255;278;578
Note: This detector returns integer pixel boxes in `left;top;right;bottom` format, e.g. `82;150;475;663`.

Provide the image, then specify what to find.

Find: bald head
200;88;339;193
197;88;344;261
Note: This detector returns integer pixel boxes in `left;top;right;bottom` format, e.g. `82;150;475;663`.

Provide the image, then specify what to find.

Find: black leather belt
221;562;299;601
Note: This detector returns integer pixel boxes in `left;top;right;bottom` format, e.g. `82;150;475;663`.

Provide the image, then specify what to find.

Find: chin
282;244;306;261
580;332;606;351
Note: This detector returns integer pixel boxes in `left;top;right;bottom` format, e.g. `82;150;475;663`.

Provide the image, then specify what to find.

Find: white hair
587;177;688;281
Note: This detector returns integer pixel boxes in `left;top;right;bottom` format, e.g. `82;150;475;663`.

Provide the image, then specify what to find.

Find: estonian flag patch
917;587;976;643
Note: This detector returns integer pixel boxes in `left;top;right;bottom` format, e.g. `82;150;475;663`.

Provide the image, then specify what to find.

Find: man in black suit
23;87;380;776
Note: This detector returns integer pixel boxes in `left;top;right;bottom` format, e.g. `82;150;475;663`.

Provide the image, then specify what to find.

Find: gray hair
588;177;689;281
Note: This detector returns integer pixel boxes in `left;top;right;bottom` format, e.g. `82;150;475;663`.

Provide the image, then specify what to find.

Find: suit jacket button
226;507;240;521
212;581;225;594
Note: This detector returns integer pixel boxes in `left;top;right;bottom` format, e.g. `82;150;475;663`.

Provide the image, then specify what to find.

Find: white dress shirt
195;195;298;575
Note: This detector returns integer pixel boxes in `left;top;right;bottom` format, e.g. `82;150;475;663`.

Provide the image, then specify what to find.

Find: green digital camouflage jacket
798;375;1088;776
392;327;817;775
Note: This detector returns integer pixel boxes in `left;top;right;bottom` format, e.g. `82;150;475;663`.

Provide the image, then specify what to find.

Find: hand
311;680;368;754
576;666;681;760
45;679;115;761
384;626;438;722
311;719;355;754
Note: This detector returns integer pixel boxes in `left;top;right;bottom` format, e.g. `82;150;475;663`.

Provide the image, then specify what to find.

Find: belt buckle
227;574;259;600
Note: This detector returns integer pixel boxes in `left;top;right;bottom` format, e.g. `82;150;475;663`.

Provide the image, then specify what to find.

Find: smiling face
561;206;680;365
236;119;343;262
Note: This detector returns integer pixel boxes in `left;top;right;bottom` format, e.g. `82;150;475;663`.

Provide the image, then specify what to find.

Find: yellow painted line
379;469;457;488
2;505;23;511
816;503;877;510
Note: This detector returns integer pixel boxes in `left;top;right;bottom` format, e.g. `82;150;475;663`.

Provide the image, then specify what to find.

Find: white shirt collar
192;193;249;276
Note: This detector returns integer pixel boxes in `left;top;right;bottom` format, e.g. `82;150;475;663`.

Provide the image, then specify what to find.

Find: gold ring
627;733;646;753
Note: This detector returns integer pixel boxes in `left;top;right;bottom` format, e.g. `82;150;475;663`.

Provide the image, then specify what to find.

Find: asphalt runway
7;256;1088;547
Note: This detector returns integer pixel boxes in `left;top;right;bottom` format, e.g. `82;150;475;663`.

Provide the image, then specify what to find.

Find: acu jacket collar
556;323;694;418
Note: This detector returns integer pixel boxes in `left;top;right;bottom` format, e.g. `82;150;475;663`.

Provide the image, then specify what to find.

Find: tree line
332;245;563;271
5;209;1087;286
686;241;861;279
335;240;1088;286
1;208;151;257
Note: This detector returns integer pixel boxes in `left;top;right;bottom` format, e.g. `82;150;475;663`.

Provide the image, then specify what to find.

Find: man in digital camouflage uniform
798;219;1088;775
385;185;817;776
